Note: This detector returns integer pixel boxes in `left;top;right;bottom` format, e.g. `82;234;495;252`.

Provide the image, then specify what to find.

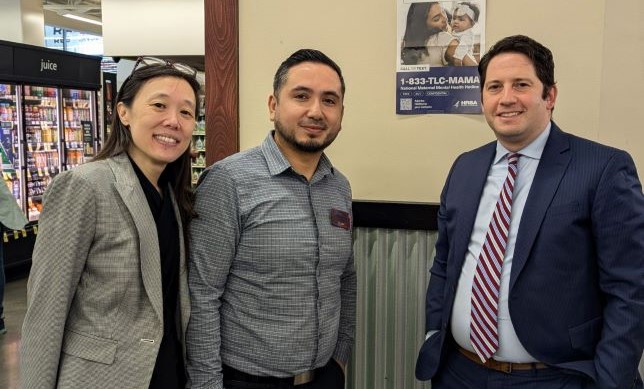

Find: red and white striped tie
470;153;520;362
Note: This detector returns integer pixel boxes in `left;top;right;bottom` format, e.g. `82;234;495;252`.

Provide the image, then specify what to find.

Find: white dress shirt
449;123;551;362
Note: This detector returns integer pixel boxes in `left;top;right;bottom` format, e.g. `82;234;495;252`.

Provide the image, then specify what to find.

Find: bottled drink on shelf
28;198;40;221
12;177;20;199
3;175;12;193
0;143;12;170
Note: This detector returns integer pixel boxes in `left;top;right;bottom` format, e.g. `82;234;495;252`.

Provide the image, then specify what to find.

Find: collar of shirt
493;121;552;166
127;154;173;211
127;153;172;189
261;130;335;180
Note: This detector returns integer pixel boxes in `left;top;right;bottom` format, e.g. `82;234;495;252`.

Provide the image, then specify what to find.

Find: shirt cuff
425;330;439;341
332;340;353;365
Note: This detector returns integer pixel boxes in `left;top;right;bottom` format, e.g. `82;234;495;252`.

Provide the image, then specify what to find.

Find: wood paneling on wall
204;0;239;164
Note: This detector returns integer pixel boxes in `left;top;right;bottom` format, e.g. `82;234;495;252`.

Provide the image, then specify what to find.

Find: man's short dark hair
478;35;555;99
273;49;345;98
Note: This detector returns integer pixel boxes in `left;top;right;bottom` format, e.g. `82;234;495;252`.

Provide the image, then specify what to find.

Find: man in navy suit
416;35;644;388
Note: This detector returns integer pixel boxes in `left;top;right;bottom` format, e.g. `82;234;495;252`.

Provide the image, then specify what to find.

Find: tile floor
1;266;29;389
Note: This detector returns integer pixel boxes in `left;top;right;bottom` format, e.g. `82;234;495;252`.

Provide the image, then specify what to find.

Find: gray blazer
20;154;190;389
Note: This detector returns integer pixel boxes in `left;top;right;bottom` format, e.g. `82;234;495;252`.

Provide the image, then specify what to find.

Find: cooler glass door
22;85;61;221
0;82;24;215
61;88;95;168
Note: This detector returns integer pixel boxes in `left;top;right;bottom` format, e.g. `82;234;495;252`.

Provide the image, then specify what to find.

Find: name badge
330;208;351;230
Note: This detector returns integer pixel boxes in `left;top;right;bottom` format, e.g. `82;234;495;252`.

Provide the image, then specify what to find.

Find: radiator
348;227;437;389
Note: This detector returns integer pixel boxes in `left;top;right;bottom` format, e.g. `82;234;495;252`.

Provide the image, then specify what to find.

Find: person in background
400;2;433;65
0;169;28;335
422;2;459;67
450;2;480;66
401;2;458;66
416;35;644;388
21;57;200;389
186;49;355;389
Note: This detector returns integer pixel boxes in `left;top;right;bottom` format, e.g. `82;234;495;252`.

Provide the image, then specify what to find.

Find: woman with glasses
21;57;201;389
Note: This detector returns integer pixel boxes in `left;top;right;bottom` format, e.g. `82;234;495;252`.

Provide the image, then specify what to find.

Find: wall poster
396;1;486;114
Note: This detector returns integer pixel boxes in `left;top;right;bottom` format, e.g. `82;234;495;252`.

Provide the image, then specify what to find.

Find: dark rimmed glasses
132;56;197;77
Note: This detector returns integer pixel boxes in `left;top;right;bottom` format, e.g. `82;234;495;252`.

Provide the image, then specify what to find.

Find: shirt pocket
321;207;353;267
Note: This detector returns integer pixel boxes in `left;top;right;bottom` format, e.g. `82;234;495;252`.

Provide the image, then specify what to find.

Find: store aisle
0;272;28;389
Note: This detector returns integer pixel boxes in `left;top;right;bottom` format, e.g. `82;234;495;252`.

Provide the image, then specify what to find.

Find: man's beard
274;120;338;153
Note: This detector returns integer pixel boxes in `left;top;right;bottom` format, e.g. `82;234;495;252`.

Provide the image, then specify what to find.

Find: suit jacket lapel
450;143;497;277
510;124;571;291
109;154;164;324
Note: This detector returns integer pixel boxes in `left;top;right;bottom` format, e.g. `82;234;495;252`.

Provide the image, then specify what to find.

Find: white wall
0;0;23;42
0;0;44;45
598;1;644;168
99;0;644;202
20;0;44;45
238;0;628;202
102;0;204;56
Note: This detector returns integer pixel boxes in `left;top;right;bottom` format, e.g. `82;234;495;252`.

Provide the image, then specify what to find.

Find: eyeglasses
131;56;197;77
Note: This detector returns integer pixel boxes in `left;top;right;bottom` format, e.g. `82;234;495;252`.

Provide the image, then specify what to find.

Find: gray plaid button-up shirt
186;131;356;389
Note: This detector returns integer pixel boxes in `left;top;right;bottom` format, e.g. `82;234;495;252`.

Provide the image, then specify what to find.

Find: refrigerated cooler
0;40;101;267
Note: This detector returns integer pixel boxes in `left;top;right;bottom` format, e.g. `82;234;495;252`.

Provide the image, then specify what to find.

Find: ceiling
40;0;205;71
42;0;103;36
42;0;102;22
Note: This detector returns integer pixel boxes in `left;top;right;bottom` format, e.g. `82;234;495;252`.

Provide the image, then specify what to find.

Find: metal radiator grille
348;228;437;389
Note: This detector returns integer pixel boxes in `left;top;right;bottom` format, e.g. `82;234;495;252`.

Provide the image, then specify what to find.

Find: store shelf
2;222;38;243
190;97;207;187
26;143;59;151
24;120;56;125
65;145;84;150
30;145;59;149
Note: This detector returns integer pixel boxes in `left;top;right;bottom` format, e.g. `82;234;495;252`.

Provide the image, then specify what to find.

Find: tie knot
507;153;520;166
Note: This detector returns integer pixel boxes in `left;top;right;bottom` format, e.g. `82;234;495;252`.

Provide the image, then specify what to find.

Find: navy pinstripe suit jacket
416;123;644;389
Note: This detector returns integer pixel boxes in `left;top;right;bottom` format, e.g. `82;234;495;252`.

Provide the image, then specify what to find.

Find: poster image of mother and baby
400;1;483;68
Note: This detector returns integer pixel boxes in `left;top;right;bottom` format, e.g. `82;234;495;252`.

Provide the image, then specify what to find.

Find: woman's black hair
95;63;201;230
